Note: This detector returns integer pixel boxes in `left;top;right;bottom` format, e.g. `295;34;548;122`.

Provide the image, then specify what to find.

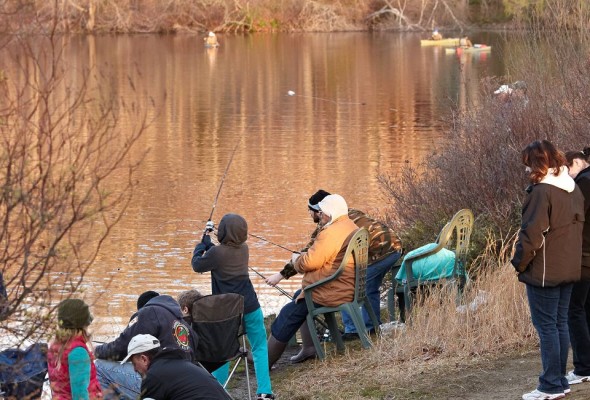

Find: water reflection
56;33;505;338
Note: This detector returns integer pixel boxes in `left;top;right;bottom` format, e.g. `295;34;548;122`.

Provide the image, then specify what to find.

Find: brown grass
276;241;536;399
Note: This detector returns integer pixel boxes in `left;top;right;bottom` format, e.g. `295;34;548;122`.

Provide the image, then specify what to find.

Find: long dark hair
522;140;566;184
565;147;590;166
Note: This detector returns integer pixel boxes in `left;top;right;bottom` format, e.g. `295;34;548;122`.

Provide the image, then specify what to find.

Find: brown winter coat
511;182;585;287
294;215;358;307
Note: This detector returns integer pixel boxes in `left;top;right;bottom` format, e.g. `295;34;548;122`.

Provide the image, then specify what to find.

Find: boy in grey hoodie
192;213;274;400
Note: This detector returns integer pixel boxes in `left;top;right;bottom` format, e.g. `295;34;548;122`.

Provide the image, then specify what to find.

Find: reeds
277;239;536;399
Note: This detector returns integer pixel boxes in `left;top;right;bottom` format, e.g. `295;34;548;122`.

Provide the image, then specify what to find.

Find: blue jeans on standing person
568;279;590;376
526;283;573;395
212;307;273;395
342;251;402;333
95;359;140;400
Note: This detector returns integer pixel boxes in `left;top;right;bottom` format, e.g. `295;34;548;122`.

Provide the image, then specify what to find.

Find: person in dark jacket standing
192;213;274;400
122;334;232;400
565;147;590;386
511;140;585;400
94;294;199;399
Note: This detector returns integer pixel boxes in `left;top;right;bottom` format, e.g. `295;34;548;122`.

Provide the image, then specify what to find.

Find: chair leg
324;312;345;354
387;287;396;322
347;305;371;349
306;314;325;361
404;283;413;313
363;298;380;335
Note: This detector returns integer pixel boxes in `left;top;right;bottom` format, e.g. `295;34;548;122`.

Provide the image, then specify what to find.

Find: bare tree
0;29;149;343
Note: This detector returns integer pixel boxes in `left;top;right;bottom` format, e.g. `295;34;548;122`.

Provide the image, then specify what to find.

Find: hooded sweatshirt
94;295;198;361
192;213;260;314
511;166;585;287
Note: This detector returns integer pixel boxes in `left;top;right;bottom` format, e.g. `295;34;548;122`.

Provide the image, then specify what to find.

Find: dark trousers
568;279;590;376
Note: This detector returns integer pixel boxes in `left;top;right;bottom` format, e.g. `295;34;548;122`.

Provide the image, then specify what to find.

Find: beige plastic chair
387;209;474;316
302;228;377;360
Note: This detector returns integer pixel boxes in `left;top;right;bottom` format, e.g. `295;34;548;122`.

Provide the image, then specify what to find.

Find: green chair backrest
351;228;369;305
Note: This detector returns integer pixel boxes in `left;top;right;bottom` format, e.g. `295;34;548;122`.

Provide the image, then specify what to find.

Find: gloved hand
201;233;214;250
205;220;215;233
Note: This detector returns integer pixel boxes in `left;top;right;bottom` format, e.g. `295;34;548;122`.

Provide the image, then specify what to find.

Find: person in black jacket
94;294;199;400
122;334;232;400
511;140;585;400
565;147;590;386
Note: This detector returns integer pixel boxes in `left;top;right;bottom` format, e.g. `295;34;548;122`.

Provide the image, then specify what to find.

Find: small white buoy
287;90;296;96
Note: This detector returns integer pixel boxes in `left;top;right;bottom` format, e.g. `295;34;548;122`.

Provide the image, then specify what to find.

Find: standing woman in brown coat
511;140;585;400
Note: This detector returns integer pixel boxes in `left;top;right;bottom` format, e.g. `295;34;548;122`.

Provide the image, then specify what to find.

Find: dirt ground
224;345;590;400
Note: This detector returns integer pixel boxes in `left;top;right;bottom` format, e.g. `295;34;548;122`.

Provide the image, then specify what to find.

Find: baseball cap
120;334;161;364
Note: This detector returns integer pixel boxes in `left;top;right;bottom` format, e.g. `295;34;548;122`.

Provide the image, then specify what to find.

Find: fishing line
247;232;299;254
286;90;366;106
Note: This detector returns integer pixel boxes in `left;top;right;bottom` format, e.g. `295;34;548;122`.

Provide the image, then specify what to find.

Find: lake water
57;32;506;338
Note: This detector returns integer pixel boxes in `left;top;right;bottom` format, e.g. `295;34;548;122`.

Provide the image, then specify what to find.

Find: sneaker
256;394;275;400
566;370;590;385
522;389;565;399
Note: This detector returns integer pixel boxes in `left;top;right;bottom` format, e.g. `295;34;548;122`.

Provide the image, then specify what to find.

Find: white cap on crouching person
120;334;161;364
318;194;348;226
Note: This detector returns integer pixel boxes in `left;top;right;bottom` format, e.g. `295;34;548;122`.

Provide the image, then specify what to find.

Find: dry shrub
277;240;536;399
379;30;590;253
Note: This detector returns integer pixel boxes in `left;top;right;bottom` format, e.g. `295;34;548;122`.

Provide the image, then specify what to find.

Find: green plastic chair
302;228;378;360
388;209;474;316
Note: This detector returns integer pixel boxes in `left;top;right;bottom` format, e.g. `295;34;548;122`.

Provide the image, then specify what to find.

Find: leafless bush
379;30;590;255
0;31;149;342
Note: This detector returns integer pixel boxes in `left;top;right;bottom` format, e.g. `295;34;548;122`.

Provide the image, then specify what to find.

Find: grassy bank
270;241;535;398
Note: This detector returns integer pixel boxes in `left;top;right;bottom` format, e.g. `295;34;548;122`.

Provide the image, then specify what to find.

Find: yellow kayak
420;38;461;46
445;45;492;54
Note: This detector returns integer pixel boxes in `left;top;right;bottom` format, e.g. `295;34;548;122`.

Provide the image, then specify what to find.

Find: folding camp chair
0;343;48;400
191;293;251;399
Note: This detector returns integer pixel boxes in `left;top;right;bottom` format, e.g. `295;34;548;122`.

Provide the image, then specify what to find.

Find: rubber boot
267;335;288;369
289;320;317;363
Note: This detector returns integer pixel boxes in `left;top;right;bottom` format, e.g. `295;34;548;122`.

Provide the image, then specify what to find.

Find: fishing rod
286;90;366;106
248;266;331;333
207;225;299;254
248;266;293;300
207;135;244;224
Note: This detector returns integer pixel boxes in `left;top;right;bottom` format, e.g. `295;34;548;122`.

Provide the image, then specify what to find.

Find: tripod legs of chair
219;335;251;400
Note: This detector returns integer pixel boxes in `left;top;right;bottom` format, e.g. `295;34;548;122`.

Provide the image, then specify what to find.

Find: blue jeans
212;307;273;395
526;283;573;394
271;289;321;343
342;251;402;333
95;359;140;400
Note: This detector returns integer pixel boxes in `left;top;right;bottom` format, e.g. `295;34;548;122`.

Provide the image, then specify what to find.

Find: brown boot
289;320;317;363
267;335;287;369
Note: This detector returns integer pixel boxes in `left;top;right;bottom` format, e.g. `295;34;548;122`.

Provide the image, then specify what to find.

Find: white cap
120;334;160;364
494;85;513;95
209;32;215;37
318;194;348;225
